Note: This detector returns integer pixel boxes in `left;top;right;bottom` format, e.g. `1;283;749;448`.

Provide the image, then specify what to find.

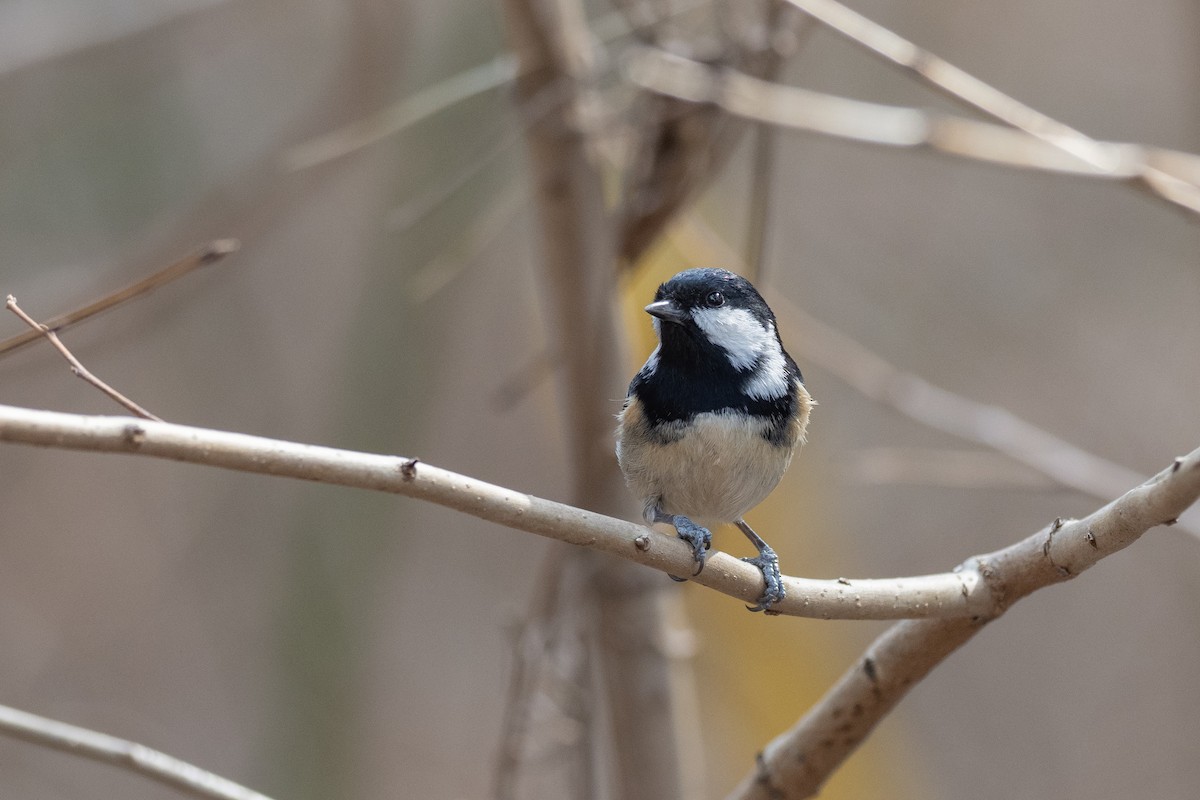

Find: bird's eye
705;291;725;308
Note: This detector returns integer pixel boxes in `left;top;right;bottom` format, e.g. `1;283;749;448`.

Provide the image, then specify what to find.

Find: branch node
122;424;146;448
1162;517;1179;526
399;458;420;481
634;534;652;551
1173;457;1184;473
1044;517;1066;557
862;657;878;683
754;751;785;799
201;239;241;263
1085;528;1098;548
836;576;851;585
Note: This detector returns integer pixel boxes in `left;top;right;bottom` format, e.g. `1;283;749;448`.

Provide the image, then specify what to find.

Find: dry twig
0;240;238;357
624;46;1200;211
5;297;162;422
782;0;1200;217
0;702;273;800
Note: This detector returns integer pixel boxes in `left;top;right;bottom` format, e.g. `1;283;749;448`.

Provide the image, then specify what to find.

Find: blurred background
0;1;1198;798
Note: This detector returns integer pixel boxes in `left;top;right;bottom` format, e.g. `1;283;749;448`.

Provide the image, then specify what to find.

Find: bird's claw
667;516;711;581
742;545;785;612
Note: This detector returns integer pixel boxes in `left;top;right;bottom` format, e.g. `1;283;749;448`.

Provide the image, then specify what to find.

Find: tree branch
624;46;1200;211
781;0;1200;219
0;240;239;357
0;702;273;800
728;450;1200;799
2;405;1197;625
5;297;163;421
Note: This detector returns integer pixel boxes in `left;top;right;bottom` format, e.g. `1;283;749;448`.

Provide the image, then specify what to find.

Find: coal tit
616;268;812;611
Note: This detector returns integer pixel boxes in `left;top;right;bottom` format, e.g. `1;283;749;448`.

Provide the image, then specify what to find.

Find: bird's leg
650;508;711;580
735;520;785;611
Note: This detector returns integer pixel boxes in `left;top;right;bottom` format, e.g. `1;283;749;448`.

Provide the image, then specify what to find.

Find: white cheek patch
742;341;789;400
691;307;770;370
691;309;790;400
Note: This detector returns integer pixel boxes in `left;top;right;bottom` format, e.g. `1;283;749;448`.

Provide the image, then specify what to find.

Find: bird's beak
645;299;688;324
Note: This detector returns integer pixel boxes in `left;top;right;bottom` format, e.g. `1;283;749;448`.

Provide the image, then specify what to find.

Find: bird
616;268;812;611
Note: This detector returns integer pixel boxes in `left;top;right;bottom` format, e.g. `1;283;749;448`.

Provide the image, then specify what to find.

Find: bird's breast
617;406;799;526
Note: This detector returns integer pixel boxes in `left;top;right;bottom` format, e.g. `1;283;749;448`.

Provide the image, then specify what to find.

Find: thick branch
0;702;272;800
500;1;689;797
728;451;1200;799
3;405;1198;625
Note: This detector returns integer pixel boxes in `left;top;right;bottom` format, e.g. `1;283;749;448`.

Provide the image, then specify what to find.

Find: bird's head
645;268;782;375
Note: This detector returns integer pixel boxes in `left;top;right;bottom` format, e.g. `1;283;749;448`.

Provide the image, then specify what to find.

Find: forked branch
729;451;1200;798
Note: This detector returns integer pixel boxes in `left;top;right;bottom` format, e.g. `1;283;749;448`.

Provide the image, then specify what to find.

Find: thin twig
0;702;274;800
5;298;163;422
0;240;239;357
282;0;715;173
780;0;1200;218
742;122;777;283
2;405;1197;624
624;47;1200;218
728;449;1200;799
742;12;817;283
282;55;518;172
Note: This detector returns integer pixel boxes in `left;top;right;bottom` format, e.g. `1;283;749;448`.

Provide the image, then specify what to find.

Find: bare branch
2;405;1197;626
0;702;273;800
624;47;1200;217
5;298;163;422
0;240;239;358
282;55;518;172
781;0;1200;217
729;449;1200;799
281;1;713;173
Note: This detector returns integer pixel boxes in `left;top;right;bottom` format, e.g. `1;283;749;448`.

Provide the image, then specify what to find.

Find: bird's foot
742;544;785;612
665;515;711;581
